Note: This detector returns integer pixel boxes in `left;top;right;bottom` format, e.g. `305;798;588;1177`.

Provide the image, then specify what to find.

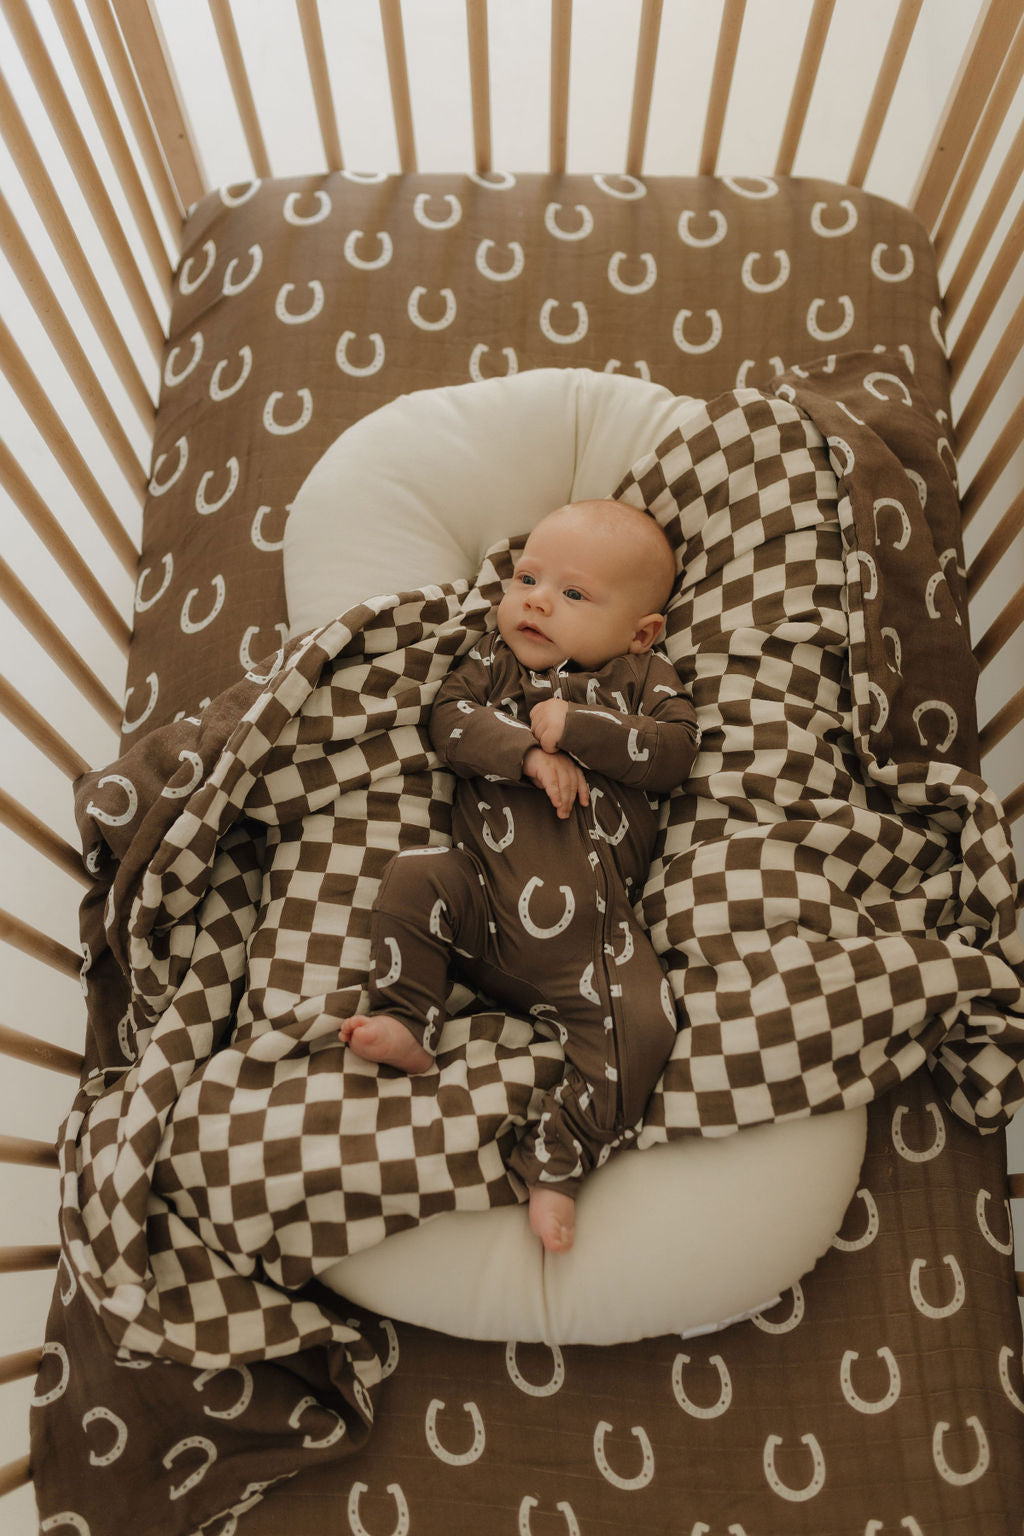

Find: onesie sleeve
429;646;538;783
558;652;700;794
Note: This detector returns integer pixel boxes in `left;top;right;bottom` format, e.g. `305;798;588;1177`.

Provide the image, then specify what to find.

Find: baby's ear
630;613;665;653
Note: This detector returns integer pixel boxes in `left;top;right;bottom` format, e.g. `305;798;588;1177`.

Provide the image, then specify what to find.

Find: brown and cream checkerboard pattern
38;352;1024;1534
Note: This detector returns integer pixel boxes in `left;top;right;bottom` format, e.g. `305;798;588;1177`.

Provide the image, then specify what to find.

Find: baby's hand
524;747;589;819
530;698;569;754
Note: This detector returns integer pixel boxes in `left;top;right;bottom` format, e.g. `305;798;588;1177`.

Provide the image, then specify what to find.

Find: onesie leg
341;846;488;1067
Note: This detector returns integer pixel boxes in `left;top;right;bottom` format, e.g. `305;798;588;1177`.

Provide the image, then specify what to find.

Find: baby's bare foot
528;1186;576;1253
339;1014;432;1074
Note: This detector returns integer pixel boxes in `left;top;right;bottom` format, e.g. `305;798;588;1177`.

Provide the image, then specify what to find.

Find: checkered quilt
33;351;1024;1535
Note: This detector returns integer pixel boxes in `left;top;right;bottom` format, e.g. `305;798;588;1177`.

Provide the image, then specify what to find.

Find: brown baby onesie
363;629;700;1195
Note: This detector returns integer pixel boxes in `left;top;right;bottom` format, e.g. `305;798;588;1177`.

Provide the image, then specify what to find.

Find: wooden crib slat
0;68;162;398
700;0;746;175
978;681;1024;760
774;0;836;176
44;0;174;300
0;559;123;734
549;0;572;175
975;590;1024;675
0;441;132;654
1;0;166;361
847;0;923;186
954;290;1024;454
0;1457;31;1499
1010;1173;1024;1198
0;678;91;782
966;484;1024;598
960;396;1024;530
932;12;1024;264
379;0;417;173
0;1022;83;1079
949;201;1024;385
0;789;87;887
0;186;152;478
108;0;206;209
296;0;343;172
0;1246;61;1276
0;910;80;980
911;0;1021;232
0;1135;58;1171
626;0;662;177
82;0;185;232
208;0;272;179
0;318;140;578
465;0;492;175
0;1349;42;1388
942;113;1024;322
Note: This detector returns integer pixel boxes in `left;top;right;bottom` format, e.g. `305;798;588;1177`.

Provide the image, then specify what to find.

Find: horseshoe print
161;749;204;799
604;358;651;379
831;1188;879;1251
263;389;313;434
673;308;722;354
807;295;854;341
810;199;858;236
251;503;287;551
519;877;575;938
998;1344;1024;1413
83;1406;128;1466
762;1432;826;1502
469;343;518;380
288;1396;347;1449
275;279;325;324
505;1341;565;1396
424;1398;485;1465
135;553;173;612
605;921;634;964
544;202;594;240
891;1101;946;1161
85;773;138;827
195;458;240;514
209;347;253;401
722;174;778;198
608;251;657;294
864;371;913;406
518;1497;580;1536
193;1365;254;1420
414;191;462;229
122;677;159;736
871;242;915;282
40;1518;90;1535
751;1282;804;1334
871;497;911;550
912;700;958;754
476;238;525;281
178;238;216;293
839;1348;902;1414
337;331;385;376
408;286;457;330
976;1188;1014;1254
589;786;629;845
540;298;589;344
347;1482;410;1536
283;189;332;225
148;435;188;495
31;1342;70;1406
378;1318;400;1378
222;243;263;295
592;172;646;200
931;1416;990;1486
478;800;515;852
678;208;728;247
593;1420;655;1490
344;230;393;270
163;331;204;386
377;937;403;989
741;249;790;293
240;622;287;679
181;575;226;634
910;1253;966;1319
671;1353;732;1418
220;178;261;206
880;627;903;675
163;1435;217;1499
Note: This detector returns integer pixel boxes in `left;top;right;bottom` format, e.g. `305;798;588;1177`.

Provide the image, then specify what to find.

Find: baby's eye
519;572;536;586
564;587;584;602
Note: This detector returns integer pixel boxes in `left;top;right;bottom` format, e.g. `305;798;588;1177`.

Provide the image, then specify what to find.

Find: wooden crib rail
0;0;1021;1512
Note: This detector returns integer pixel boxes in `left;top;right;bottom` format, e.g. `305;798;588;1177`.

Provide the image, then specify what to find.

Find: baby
339;499;700;1252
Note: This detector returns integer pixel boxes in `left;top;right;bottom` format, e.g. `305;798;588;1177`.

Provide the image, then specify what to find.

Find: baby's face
497;512;661;671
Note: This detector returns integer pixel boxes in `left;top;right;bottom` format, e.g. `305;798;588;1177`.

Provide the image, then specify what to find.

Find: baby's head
497;499;676;671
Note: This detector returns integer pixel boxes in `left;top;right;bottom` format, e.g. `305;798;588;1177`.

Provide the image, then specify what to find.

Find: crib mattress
35;175;1024;1534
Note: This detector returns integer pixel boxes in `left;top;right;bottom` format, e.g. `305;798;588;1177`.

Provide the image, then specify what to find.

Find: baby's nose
525;584;552;610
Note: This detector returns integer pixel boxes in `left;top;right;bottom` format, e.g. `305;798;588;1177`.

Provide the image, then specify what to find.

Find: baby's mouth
518;623;548;641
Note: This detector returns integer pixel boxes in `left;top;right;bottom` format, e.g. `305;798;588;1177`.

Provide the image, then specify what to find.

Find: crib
2;2;1024;1533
